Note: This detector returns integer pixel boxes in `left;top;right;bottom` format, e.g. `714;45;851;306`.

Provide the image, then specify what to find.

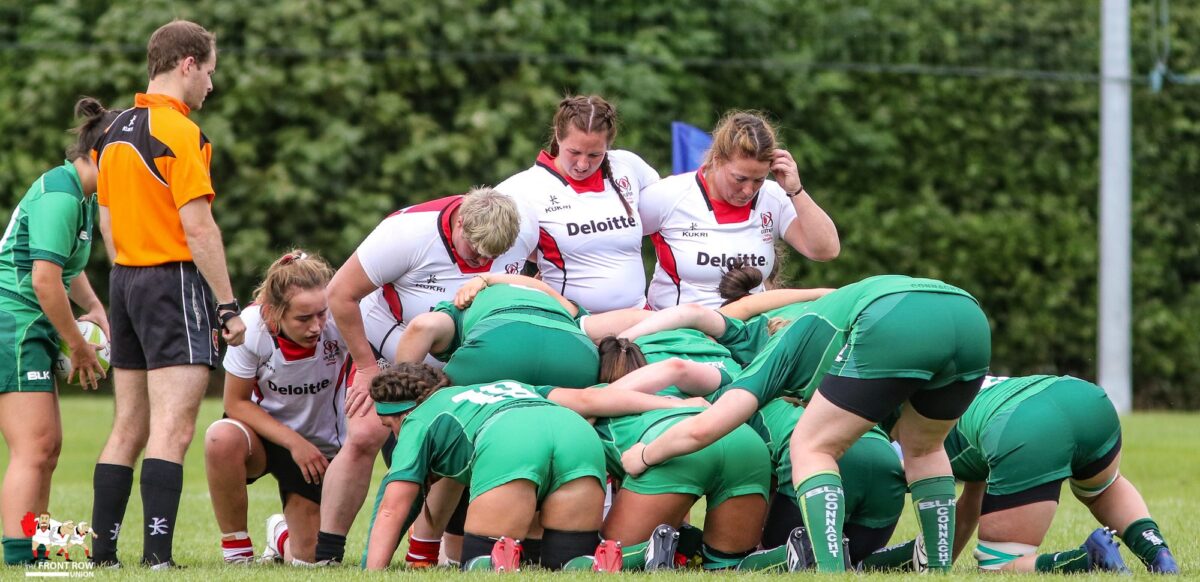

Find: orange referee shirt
94;93;215;266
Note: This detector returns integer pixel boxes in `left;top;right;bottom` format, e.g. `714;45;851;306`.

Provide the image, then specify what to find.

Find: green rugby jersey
634;328;742;398
382;381;559;487
945;374;1059;482
726;275;976;406
433;282;581;355
0;162;94;309
592;407;705;480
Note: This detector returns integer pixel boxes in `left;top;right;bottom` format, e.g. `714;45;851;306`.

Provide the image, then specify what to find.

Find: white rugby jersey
355;194;538;357
496;150;659;312
642;170;797;310
223;306;350;457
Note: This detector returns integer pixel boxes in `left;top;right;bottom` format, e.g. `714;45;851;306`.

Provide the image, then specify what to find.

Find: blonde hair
703;110;777;168
253;249;334;330
458;187;520;258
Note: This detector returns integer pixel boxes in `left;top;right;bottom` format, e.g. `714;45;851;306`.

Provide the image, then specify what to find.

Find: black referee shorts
109;262;220;370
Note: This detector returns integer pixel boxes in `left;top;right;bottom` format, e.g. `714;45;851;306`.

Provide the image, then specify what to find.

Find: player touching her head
642;110;838;310
203;250;348;565
1;98;117;566
495;95;659;313
362;363;700;571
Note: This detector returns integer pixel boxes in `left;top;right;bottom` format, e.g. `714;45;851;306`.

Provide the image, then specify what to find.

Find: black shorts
248;438;325;506
109;263;220;370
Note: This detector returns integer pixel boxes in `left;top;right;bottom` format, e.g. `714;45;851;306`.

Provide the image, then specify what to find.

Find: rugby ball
54;321;111;381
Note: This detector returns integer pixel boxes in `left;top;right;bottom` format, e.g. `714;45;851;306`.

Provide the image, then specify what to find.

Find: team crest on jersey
681;222;708;238
616;177;633;199
322;340;340;365
414;273;446;293
760;211;774;241
504;262;520;274
544;194;571;213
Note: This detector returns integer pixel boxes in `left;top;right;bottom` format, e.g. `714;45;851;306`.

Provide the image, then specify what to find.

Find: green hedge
1;0;1196;406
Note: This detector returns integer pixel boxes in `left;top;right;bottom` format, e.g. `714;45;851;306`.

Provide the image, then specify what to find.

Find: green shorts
444;314;599;388
977;378;1121;496
829;292;991;388
624;420;771;507
776;431;906;529
0;300;57;393
470;406;606;502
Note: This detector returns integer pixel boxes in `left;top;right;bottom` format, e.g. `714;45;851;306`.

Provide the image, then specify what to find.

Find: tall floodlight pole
1100;0;1132;413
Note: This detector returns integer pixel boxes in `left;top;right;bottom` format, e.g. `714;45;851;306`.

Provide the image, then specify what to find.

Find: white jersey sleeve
355;194;537;363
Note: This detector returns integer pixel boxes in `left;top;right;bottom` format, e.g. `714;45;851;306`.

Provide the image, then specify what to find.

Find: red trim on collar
275;331;317;361
697;166;755;224
437;195;493;274
536;151;606;194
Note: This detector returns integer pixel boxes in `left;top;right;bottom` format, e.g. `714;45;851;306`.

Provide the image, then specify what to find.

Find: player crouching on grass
362;363;709;571
860;375;1178;575
203;251;349;565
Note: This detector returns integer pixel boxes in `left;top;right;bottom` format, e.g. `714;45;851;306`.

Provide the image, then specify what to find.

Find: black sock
315;531;347;563
461;533;501;567
140;458;183;565
541;529;599;570
90;463;133;563
521;538;543;566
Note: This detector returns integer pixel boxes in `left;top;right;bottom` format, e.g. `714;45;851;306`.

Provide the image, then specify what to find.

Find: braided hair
548;95;634;218
370;363;453;406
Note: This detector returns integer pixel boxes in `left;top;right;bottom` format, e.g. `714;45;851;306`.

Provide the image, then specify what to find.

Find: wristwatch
216;300;241;330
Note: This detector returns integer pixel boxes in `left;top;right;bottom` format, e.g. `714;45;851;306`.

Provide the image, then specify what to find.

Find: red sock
406;536;441;567
222;536;254;562
276;530;289;555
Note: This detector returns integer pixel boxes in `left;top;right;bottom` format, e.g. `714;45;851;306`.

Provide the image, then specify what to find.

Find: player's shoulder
148;105;202;145
644;171;697;196
496;164;564;198
232;305;274;355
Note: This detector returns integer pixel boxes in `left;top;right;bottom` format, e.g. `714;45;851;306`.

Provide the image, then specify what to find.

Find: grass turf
1;394;1194;580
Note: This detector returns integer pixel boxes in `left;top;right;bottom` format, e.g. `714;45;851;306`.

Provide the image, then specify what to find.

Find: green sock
795;471;847;572
463;556;494;571
619;540;649;570
1122;518;1169;567
560;555;596;571
909;476;956;572
736;545;786;571
3;536;35;565
700;544;748;570
859;539;917;571
1035;548;1090;573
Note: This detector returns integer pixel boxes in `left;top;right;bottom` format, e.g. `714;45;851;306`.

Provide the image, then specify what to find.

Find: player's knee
204;422;248;460
973;540;1036;571
343;424;388;455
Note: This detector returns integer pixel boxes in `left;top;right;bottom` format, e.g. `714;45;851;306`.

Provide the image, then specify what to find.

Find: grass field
1;394;1195;580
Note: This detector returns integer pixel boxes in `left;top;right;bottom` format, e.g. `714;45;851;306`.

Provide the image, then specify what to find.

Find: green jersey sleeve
431;301;465;360
26;191;80;266
385;416;434;484
726;314;841;407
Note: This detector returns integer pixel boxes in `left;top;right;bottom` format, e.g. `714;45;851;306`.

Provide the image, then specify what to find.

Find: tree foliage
1;0;1196;406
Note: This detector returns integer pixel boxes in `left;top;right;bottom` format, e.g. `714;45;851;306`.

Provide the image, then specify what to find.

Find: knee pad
1070;472;1119;499
974;540;1037;571
460;533;500;566
541;529;598;570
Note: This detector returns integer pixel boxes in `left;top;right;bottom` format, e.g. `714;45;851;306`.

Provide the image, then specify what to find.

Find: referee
88;20;246;569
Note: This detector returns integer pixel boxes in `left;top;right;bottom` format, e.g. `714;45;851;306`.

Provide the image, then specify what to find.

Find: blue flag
671;121;712;175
